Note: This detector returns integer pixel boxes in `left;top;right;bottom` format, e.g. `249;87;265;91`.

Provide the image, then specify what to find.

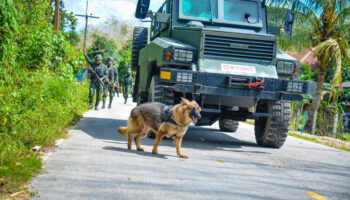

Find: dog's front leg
152;131;165;154
174;135;189;158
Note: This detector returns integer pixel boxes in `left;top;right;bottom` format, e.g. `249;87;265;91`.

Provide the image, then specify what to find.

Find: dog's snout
194;109;201;119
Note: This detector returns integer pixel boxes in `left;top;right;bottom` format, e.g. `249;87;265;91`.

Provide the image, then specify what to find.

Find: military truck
131;0;316;148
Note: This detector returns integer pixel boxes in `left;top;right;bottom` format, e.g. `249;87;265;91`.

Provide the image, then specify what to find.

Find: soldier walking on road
105;57;118;109
83;49;108;110
122;71;133;104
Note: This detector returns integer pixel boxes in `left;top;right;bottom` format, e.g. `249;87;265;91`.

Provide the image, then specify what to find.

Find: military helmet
95;54;103;60
107;57;114;62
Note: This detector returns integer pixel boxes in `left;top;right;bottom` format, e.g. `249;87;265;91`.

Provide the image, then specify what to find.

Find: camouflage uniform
84;54;108;110
104;57;119;109
123;72;133;104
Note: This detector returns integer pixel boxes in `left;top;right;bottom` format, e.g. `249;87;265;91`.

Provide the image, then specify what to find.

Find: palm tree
267;0;350;134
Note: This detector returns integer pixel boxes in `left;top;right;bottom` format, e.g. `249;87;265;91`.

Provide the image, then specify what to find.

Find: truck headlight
287;81;304;93
174;49;193;62
176;72;193;83
277;60;295;74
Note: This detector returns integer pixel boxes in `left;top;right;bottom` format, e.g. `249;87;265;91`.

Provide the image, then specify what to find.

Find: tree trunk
332;113;338;138
54;0;61;32
305;67;326;134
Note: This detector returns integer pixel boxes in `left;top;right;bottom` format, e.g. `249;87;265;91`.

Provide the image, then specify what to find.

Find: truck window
151;2;168;39
182;0;218;20
224;0;259;24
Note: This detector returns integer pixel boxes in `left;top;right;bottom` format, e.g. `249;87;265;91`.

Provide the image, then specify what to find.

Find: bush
0;0;89;193
0;72;89;192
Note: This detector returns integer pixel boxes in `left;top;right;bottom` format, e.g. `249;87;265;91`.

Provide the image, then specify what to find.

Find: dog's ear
181;97;190;105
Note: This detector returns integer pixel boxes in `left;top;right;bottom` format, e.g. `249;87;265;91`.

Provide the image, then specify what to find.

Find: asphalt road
30;97;350;200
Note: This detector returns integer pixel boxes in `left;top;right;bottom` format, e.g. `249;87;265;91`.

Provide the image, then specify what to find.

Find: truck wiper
209;0;214;24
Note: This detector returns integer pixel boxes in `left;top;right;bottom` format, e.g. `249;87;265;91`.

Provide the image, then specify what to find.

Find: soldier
105;57;118;109
83;49;108;110
122;71;133;104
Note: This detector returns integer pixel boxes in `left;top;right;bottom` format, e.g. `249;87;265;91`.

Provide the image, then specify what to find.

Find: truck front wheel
219;118;239;132
254;100;291;148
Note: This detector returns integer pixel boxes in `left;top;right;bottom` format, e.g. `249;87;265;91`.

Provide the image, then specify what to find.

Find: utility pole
54;0;61;32
75;0;99;49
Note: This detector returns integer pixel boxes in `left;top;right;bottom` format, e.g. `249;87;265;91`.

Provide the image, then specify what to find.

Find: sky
64;0;165;31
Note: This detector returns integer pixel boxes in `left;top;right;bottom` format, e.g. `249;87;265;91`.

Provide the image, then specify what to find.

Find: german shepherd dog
118;98;201;158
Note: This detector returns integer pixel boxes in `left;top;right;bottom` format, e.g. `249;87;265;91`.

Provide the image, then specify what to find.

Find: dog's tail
118;108;141;137
118;127;128;137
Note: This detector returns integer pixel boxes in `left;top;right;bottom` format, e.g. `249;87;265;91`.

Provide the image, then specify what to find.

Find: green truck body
131;0;316;148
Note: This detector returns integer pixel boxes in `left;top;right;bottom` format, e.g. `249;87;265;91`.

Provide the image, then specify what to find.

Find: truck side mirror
135;0;151;19
284;11;294;35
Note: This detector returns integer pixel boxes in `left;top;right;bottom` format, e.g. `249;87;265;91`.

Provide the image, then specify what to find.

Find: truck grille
204;34;275;62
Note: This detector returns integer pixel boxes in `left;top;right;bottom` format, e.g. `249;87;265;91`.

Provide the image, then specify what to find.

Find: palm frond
266;0;324;15
316;39;343;88
277;28;312;51
333;4;350;26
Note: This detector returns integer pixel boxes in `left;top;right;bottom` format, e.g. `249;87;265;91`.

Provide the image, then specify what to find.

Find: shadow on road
102;146;171;159
74;117;267;156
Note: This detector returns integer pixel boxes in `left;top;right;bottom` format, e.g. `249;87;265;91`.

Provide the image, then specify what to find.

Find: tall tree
51;0;78;31
267;0;350;133
54;0;61;31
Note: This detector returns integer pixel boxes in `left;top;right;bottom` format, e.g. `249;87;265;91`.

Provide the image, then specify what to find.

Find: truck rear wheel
254;100;291;148
131;27;148;71
219;118;239;132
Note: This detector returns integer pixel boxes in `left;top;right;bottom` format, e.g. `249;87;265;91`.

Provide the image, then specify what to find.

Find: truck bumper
159;68;316;101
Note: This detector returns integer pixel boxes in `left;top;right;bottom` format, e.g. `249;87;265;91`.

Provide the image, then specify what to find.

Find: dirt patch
289;131;350;150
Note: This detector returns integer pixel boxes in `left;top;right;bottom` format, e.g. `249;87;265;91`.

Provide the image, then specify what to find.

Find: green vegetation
343;133;350;142
0;0;88;194
86;34;132;82
268;0;350;136
244;120;255;125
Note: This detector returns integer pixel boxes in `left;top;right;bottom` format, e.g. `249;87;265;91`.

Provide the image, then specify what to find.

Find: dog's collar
160;105;182;127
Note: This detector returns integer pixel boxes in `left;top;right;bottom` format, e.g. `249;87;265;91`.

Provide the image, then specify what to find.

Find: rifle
87;65;108;89
87;49;106;55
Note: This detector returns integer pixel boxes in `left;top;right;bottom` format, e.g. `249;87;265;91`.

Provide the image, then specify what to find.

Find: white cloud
65;0;166;31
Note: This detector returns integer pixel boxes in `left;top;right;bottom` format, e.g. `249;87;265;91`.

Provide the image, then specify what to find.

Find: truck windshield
224;0;259;23
182;0;218;20
181;0;259;24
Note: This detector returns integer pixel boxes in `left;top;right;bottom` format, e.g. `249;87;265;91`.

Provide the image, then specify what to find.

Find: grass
288;132;350;152
244;119;255;125
343;133;350;142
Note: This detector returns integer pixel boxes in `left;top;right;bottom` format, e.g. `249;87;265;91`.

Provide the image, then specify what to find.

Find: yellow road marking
305;192;328;200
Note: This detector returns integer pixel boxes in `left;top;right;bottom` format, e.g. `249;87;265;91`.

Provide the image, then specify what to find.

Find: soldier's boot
108;99;112;109
95;102;99;111
124;98;127;104
88;98;93;109
102;101;106;109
